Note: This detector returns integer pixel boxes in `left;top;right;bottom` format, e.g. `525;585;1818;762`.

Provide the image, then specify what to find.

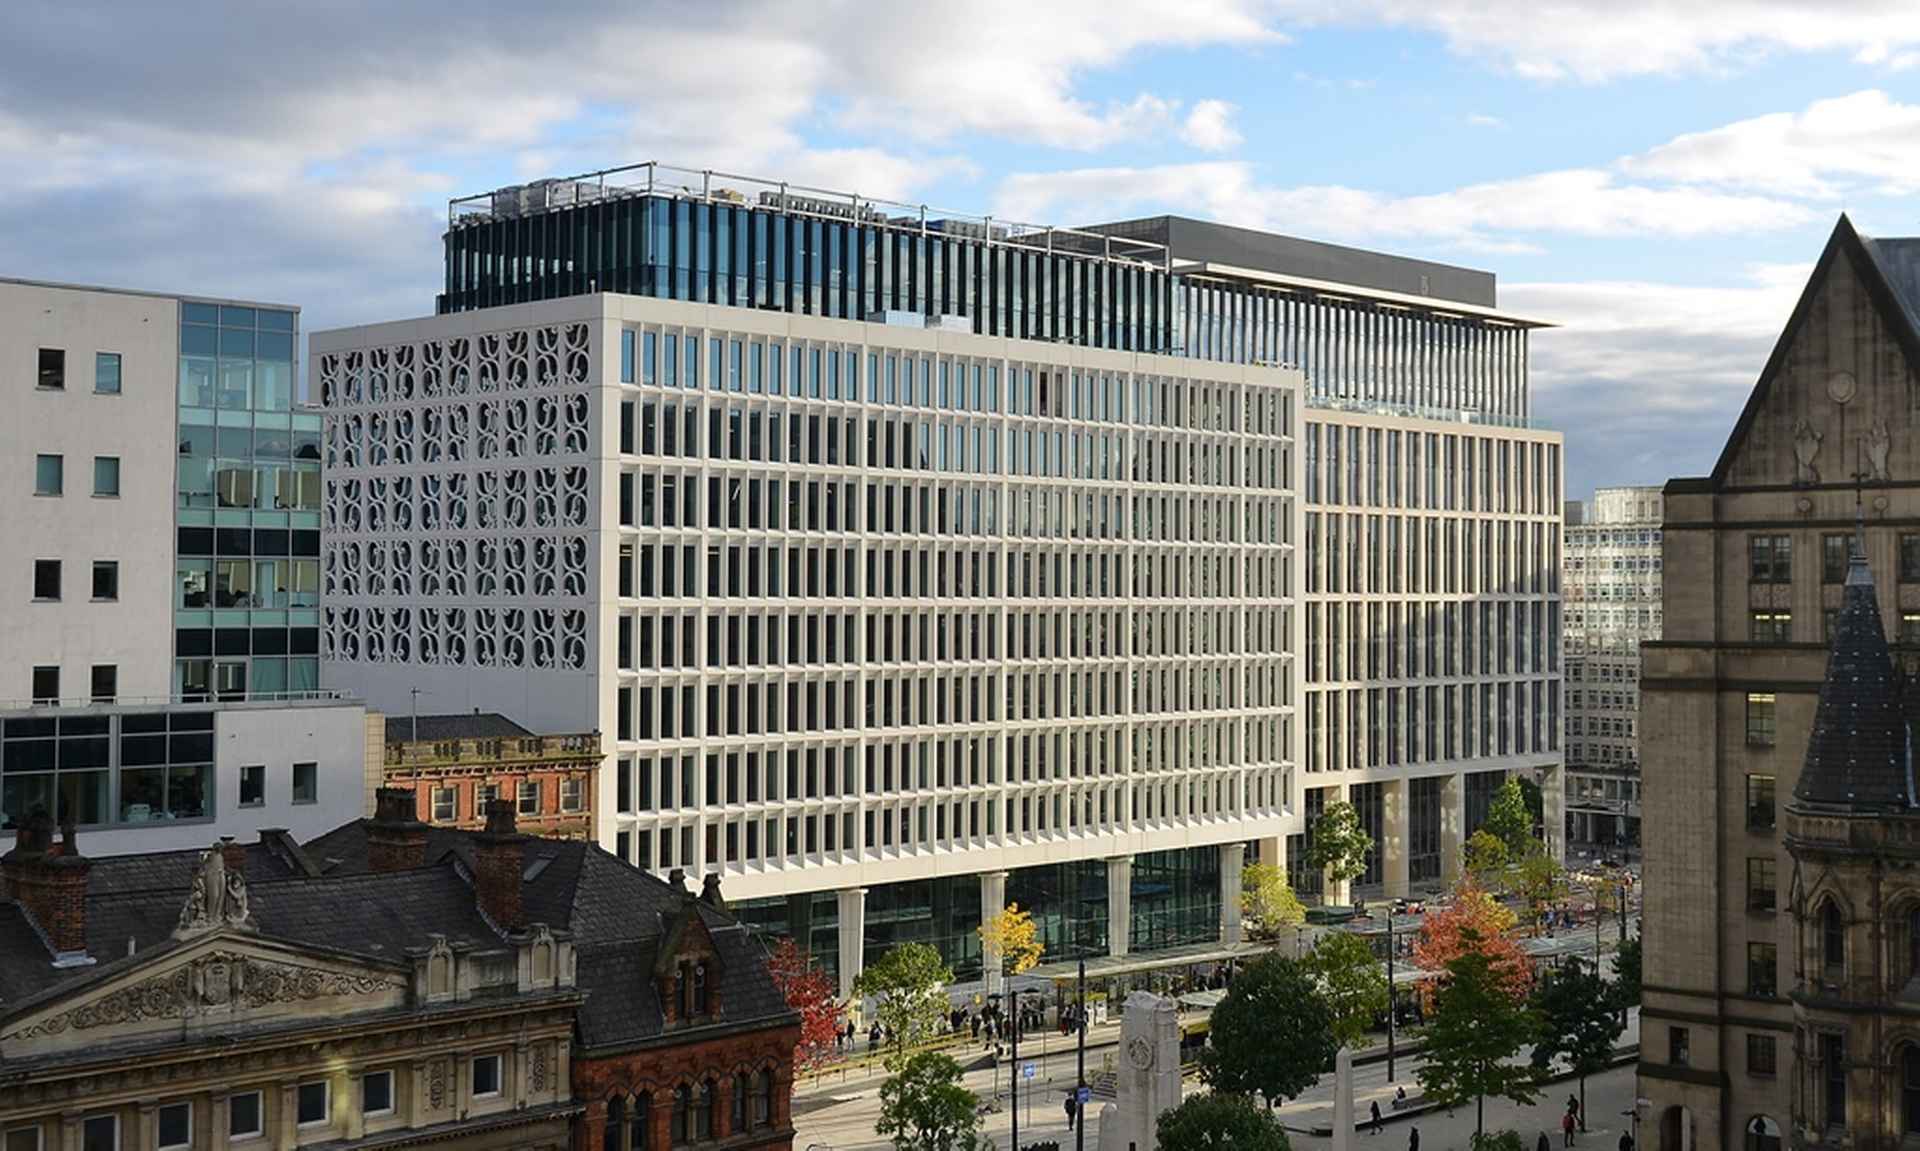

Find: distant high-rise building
1639;215;1920;1147
1562;486;1663;852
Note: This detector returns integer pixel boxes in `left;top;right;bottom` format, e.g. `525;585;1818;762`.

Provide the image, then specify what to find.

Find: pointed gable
1792;539;1916;813
1714;215;1920;490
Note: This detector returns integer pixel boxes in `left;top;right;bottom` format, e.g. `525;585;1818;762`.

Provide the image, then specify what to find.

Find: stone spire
1792;536;1917;811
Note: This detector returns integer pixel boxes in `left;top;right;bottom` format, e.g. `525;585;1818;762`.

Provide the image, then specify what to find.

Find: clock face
1828;371;1858;405
1127;1036;1156;1070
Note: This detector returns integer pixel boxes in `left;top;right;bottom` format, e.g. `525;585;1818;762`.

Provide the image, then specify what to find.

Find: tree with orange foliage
766;937;843;1071
1411;881;1533;1005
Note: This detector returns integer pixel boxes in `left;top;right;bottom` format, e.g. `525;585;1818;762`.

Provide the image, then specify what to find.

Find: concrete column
59;1114;83;1151
343;1067;365;1141
980;871;1008;997
279;1084;300;1147
1219;843;1245;945
1541;765;1566;863
1107;856;1133;958
408;1060;431;1127
1254;835;1284;869
134;1102;157;1151
835;887;867;1002
1440;773;1466;886
1383;777;1411;901
211;1095;230;1151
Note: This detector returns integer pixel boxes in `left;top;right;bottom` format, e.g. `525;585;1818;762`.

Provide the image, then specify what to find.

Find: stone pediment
2;932;408;1060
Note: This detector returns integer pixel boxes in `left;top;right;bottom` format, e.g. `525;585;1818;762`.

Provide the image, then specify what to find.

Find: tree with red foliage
1411;880;1533;1006
767;937;843;1071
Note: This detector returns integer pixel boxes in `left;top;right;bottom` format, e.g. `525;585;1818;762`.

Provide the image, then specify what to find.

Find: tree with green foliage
1614;933;1642;1014
1199;954;1337;1108
1308;930;1390;1048
1514;843;1569;933
1242;862;1308;940
876;1051;989;1151
1464;829;1511;889
1304;800;1374;906
1472;1132;1526;1151
1417;931;1546;1138
1482;777;1535;859
1530;957;1626;1131
1156;1092;1293;1151
854;942;954;1069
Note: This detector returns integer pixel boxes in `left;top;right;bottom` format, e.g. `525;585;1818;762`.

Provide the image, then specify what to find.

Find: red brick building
384;712;599;840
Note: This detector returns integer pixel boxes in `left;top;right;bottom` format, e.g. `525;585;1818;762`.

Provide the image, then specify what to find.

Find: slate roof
387;712;533;743
0;817;794;1052
1792;540;1919;812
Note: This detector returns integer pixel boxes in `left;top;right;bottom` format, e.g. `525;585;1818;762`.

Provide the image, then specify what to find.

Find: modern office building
3;278;320;704
1091;217;1566;898
1563;486;1662;853
318;163;1558;990
1638;215;1920;1148
0;695;372;854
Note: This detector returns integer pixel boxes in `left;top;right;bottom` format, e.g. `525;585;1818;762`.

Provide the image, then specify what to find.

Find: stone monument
1096;991;1182;1151
1330;1045;1355;1151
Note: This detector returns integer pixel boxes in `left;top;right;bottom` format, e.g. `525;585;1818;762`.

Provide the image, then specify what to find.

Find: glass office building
174;301;322;699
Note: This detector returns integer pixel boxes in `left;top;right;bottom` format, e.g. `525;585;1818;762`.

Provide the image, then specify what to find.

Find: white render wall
316;294;1302;903
0;280;179;701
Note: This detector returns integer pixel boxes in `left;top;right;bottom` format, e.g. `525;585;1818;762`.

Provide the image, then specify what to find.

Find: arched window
671;1085;691;1147
1823;901;1846;974
1745;1114;1781;1151
693;1079;715;1141
1907;908;1920;983
752;1069;772;1128
1905;1046;1920;1134
630;1092;651;1151
604;1095;625;1151
731;1072;747;1134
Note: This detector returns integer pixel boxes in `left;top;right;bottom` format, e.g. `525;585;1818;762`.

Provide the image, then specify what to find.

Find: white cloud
1466;113;1506;129
1622;89;1920;199
1270;1;1920;83
994;161;1810;245
1179;100;1244;152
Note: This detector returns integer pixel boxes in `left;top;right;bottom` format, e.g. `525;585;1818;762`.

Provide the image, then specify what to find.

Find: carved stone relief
11;952;398;1039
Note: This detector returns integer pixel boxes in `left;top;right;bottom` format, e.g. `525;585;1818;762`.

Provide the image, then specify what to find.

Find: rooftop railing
0;689;356;714
448;161;1173;273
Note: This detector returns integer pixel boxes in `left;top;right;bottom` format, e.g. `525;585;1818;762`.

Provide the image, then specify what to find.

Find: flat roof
0;274;299;314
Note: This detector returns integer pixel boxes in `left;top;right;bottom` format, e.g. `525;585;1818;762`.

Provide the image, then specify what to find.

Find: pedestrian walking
1617;1133;1633;1151
1369;1100;1382;1134
1562;1109;1577;1147
1537;1133;1550;1151
1064;1094;1078;1132
1407;1126;1419;1151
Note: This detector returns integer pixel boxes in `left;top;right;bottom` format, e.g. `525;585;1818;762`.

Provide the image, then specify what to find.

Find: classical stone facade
1639;215;1920;1149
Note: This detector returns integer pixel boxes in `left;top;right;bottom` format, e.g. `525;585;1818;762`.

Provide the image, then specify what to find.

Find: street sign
1022;1061;1037;1080
1076;1087;1092;1104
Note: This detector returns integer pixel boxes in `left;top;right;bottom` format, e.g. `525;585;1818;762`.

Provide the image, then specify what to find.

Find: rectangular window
4;1128;43;1151
94;352;121;395
561;777;585;812
291;762;317;805
1902;534;1920;583
1822;533;1850;583
1747;775;1775;830
239;764;265;807
431;786;455;820
361;1069;394;1116
30;666;58;705
90;665;116;704
1748;856;1777;912
517;780;540;815
92;456;119;497
81;1117;115;1151
472;1054;502;1098
1749;534;1792;583
228;1091;263;1139
1823;1033;1846;1126
1749;611;1791;643
1747;941;1777;996
32;559;60;600
157;1102;191;1151
91;560;118;601
1748;1033;1777;1077
475;783;497;818
1745;693;1776;745
1668;1025;1690;1067
34;454;62;496
37;348;64;390
296;1080;329;1126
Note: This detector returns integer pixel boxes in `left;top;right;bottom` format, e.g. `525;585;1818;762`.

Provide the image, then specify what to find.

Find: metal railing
0;689;354;714
448;161;1174;273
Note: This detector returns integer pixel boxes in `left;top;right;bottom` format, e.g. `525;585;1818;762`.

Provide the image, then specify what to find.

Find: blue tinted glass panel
620;329;635;384
257;310;295;332
219;306;257;327
181;325;217;357
256;331;294;362
182;302;219;324
219;329;256;357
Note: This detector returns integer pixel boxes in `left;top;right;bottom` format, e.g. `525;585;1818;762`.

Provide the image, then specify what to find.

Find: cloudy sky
4;1;1919;496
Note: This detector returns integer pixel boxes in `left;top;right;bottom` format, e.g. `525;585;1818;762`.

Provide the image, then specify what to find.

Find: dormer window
692;962;709;1015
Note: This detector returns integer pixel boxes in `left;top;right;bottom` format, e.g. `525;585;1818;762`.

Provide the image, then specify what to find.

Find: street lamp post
1385;915;1396;1083
1075;956;1088;1151
1009;990;1020;1151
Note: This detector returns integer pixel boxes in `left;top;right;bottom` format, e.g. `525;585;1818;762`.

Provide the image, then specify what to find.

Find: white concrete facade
1;280;179;702
314;293;1303;906
1299;406;1566;897
0;698;370;856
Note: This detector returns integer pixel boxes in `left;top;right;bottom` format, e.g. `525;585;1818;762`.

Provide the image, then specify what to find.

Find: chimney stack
700;872;726;911
3;810;93;965
367;787;430;872
473;799;524;932
219;835;246;877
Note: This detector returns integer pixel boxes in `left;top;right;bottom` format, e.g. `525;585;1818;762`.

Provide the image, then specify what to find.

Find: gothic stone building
0;792;797;1151
1639;214;1920;1149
